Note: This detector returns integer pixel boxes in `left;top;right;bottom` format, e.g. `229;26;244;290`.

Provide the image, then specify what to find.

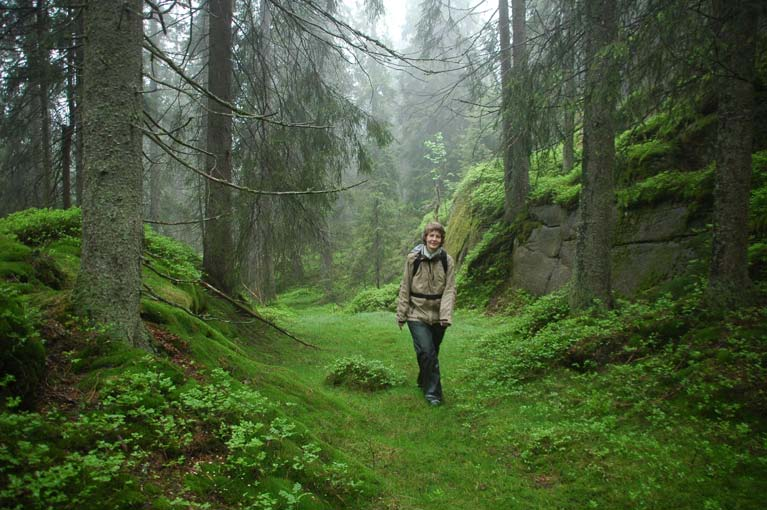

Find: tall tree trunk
562;0;576;173
707;0;758;305
74;6;85;206
501;0;530;222
508;0;530;218
36;0;54;207
570;0;618;310
499;0;515;221
320;230;334;297
63;16;77;209
74;0;148;348
61;124;73;209
202;0;236;294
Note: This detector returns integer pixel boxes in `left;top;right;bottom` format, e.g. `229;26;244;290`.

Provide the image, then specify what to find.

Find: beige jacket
396;251;457;325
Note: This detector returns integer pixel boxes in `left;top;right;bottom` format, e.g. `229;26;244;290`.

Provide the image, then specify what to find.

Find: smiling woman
396;221;457;406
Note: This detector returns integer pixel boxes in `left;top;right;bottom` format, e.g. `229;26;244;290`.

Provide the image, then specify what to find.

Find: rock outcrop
509;203;708;297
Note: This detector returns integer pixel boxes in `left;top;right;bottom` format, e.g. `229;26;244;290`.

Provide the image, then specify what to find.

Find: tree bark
499;0;515;221
509;0;530;219
570;0;618;310
36;0;54;207
707;0;758;306
501;0;530;222
74;5;85;206
61;124;73;209
74;0;148;348
562;0;576;174
202;0;237;294
63;10;77;210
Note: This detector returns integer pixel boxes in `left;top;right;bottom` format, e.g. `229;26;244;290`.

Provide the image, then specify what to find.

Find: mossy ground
265;288;766;510
1;208;766;509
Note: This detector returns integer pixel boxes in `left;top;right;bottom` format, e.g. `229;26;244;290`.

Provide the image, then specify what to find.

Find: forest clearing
2;0;766;508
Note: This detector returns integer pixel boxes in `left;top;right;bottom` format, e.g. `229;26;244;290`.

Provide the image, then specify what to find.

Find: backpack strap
411;251;449;278
411;253;424;278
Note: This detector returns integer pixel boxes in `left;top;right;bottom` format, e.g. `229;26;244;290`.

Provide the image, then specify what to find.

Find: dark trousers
407;320;446;402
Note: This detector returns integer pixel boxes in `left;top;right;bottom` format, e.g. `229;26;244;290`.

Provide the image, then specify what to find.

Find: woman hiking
396;222;457;406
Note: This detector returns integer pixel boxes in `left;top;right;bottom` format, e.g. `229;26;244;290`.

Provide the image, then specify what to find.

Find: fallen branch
141;258;318;349
198;280;319;350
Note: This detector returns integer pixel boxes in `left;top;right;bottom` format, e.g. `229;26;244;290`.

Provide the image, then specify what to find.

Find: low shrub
0;207;81;246
346;283;399;313
325;356;403;391
144;227;201;281
1;365;370;509
529;165;582;209
0;285;45;409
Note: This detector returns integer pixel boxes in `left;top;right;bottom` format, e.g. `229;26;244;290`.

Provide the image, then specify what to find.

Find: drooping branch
141;125;369;196
143;35;330;129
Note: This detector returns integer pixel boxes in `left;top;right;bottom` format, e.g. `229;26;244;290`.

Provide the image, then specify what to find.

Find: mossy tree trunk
74;0;148;348
707;0;758;306
570;0;618;310
202;0;237;295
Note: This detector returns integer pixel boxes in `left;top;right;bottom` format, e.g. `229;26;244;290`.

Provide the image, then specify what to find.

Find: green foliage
346;283;399;313
529;165;582;209
468;280;767;419
0;235;34;284
751;150;767;237
454;281;767;509
325;356;403;391
452;160;504;219
455;223;515;309
0;363;369;509
749;243;767;279
0;207;81;246
144;226;202;281
0;285;44;408
616;166;713;210
274;287;325;309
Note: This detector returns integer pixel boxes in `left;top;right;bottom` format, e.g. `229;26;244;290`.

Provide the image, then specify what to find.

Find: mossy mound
346;283;399;313
0;287;45;409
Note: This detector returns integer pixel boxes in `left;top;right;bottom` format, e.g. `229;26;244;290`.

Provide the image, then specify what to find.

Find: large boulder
511;202;707;297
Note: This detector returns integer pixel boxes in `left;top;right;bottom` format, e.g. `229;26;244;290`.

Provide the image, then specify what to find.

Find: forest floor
259;290;766;510
262;299;534;510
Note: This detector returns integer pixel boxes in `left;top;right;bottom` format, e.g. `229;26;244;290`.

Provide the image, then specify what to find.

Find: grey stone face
530;204;569;226
508;202;706;298
616;204;690;244
512;244;559;296
526;225;563;258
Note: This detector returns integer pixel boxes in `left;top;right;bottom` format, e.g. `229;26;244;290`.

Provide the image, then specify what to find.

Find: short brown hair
422;221;446;246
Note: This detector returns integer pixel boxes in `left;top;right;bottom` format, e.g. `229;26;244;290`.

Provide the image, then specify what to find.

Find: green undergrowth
345;283;398;313
325;356;403;391
269;285;767;509
454;280;767;509
0;209;380;509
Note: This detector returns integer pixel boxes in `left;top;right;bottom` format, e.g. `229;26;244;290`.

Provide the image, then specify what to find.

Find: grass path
263;304;546;510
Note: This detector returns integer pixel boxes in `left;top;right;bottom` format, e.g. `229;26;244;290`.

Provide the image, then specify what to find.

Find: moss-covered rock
0;286;45;408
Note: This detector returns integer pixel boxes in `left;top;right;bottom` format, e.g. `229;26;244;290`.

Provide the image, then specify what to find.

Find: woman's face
425;230;443;251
